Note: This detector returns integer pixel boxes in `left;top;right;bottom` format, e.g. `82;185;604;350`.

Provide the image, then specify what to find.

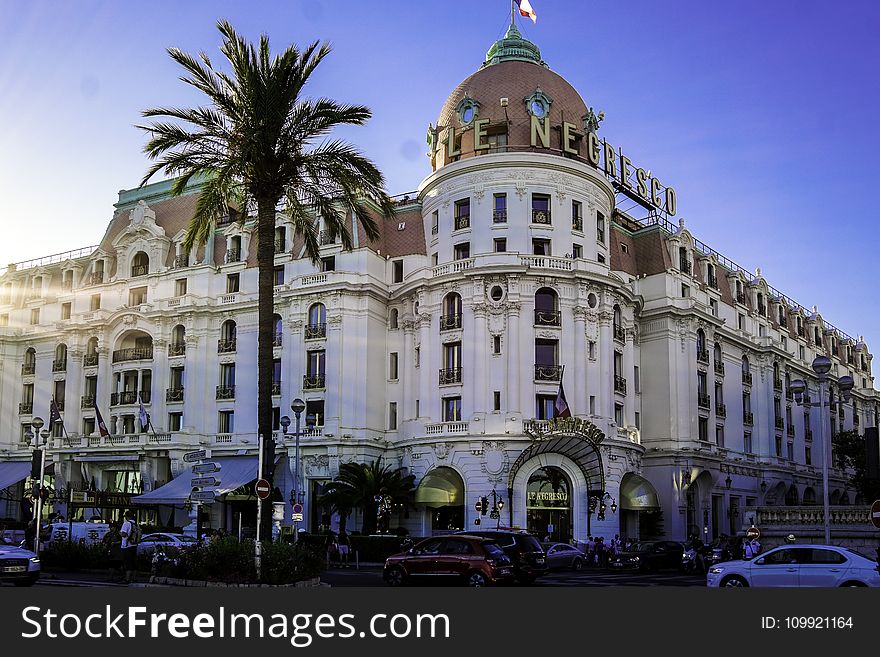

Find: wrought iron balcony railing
52;359;67;372
708;274;718;289
535;364;562;382
217;339;237;353
454;215;470;231
775;416;785;430
172;254;189;268
532;209;551;224
303;374;326;390
304;323;326;340
714;360;725;376
613;324;625;342
319;230;334;245
168;342;186;357
492;209;507;224
440;313;462;331
572;217;583;232
716;403;727;418
742;371;753;386
224;249;240;264
18;402;33;415
216;385;235;400
698;393;711;409
112;347;153;363
83;353;99;367
81;395;95;409
679;260;692;275
439;367;463;385
534;309;561;327
743;411;754;425
166;388;184;403
697;348;709;364
272;382;281;396
272;332;283;347
22;363;35;375
88;272;104;286
736;293;747;305
131;265;148;277
614;376;627;394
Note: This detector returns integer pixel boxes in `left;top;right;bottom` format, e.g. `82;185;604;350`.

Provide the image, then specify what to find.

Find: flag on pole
94;404;110;437
516;0;537;23
49;397;62;426
138;393;149;431
553;375;571;419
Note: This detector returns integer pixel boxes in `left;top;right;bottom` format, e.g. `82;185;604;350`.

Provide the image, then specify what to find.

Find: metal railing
716;403;726;418
112;347;153;363
697;348;709;364
439;367;462;385
534;309;561;327
613;324;625;342
454;215;470;231
88;272;104;286
743;411;754;425
492;209;507;223
614;376;627;394
272;332;283;347
304;323;326;339
18;402;33;415
131;265;148;277
224;249;240;264
21;363;35;375
303;374;326;390
572;217;583;231
440;314;462;331
532;209;551;224
168;342;186;357
83;353;98;367
736;293;747;305
216;385;235;400
708;274;718;289
110;391;138;406
714;361;725;376
274;239;286;253
172;254;189;268
52;359;67;372
319;230;334;245
742;371;753;386
166;388;184;403
679;260;691;274
773;377;783;391
698;393;711;409
535;364;562;382
217;339;237;353
272;382;281;396
81;395;95;409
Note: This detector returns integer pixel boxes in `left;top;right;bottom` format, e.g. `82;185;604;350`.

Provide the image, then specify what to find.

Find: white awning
0;461;30;490
131;457;258;505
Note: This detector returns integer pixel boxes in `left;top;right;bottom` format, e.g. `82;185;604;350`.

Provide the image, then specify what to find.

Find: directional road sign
871;499;880;529
292;513;304;522
183;449;208;463
191;476;220;488
191;490;216;503
192;461;221;475
255;478;272;500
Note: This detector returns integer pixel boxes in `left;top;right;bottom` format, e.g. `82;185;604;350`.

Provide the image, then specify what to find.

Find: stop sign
255;478;272;500
871;500;880;529
746;526;761;540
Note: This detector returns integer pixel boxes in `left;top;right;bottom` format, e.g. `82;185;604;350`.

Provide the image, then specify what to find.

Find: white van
43;521;110;546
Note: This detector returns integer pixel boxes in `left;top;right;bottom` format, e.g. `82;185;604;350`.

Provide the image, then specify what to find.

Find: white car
707;544;880;587
0;537;41;587
136;533;197;555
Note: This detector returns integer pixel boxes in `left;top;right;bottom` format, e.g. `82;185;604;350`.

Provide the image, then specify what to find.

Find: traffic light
480;496;489;516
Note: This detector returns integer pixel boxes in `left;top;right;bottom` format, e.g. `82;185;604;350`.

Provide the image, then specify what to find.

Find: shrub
40;542;107;570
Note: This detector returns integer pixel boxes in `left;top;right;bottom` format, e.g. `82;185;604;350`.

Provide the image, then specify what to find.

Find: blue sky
1;0;878;354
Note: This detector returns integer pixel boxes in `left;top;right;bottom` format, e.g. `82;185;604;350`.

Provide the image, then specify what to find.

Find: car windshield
845;548;873;560
520;536;543;552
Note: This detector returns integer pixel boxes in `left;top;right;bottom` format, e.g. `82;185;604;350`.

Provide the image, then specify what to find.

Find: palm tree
139;21;395;522
322;460;415;535
318;486;355;535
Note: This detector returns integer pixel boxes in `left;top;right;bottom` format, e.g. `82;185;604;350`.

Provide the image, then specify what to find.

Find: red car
384;535;513;587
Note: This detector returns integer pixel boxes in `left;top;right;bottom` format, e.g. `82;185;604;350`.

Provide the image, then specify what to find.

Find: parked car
610;540;685;572
542;542;586;571
703;536;742;568
42;521;111;547
383;535;513;587
137;533;198;555
459;529;547;583
707;544;880;588
0;536;40;586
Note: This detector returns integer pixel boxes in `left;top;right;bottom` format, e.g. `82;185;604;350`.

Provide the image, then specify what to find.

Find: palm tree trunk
256;197;277;538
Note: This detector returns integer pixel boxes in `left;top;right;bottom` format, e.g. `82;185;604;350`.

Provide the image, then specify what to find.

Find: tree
321;460;415;535
832;430;880;503
318;486;355;536
139;21;395;531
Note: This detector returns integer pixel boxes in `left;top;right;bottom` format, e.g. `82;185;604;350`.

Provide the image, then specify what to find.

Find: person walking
119;510;141;584
102;521;123;581
337;531;351;568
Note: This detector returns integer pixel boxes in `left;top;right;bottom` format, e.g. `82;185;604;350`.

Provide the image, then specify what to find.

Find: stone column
573;307;587;417
151;338;168;432
598;310;614;421
418;314;431;419
402;321;415;421
507;301;522;416
472;303;488;414
65;348;84;440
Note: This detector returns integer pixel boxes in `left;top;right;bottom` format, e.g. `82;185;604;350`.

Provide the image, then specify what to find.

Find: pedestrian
119;510;141;584
337;531;351;568
750;537;761;556
102;521;123;581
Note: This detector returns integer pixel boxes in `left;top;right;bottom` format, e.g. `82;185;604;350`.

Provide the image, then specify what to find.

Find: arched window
23;347;36;375
170;325;186;356
696;329;706;360
219;320;237;353
440;293;462;331
390;308;399;329
131;251;149;277
784;486;799;506
273;313;283;346
53;343;68;372
742;355;750;374
713;342;722;365
534;287;560;327
802;487;816;506
306;304;326;339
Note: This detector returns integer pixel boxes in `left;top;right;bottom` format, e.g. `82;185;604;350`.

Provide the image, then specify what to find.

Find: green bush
40;542;107;570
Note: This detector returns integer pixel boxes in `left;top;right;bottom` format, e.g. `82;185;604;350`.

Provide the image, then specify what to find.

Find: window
389;402;398;430
596;211;606;244
453;242;470;260
799;345;806;360
306;400;325;427
169;412;183;432
454;198;471;230
634;366;640;393
414;346;420;368
531;193;551;224
493;391;501;411
274;266;284;286
615;403;624;426
431;210;439;235
620;243;629;254
715;425;725;448
219;363;236;387
572;243;582;259
226;273;239;293
415;399;420;417
775;435;783;457
698;416;708;442
589;396;596;415
443;397;462;422
175;279;187;297
274;226;286;253
306;350;326;378
634;411;640;429
787;441;794;461
494;238;507;253
61;302;71;320
0;314;7;327
805;446;812;465
744;432;753;454
492;335;502;354
738;313;745;330
681;283;690;298
272;407;281;431
131;251;149;277
90;294;101;311
536;395;556;420
532;238;551;256
129;286;147;306
493;194;507;223
431;253;438;266
392;260;404;283
321;256;335;272
82;417;95;436
389;352;399;380
442;342;462;383
571;200;583;231
218;410;234;433
597;253;606;264
588;341;596;360
30;308;40;325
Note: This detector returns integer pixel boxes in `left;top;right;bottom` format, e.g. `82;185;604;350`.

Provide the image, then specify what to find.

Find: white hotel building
1;25;877;542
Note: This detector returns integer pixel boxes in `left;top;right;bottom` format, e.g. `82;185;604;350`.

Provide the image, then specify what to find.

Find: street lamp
29;416;48;555
488;489;505;528
290;398;305;543
789;355;854;544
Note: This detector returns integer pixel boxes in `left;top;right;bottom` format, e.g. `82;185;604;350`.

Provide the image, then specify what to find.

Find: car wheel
839;581;866;587
466;571;488;587
384;567;406;587
721;575;748;588
572;558;584;572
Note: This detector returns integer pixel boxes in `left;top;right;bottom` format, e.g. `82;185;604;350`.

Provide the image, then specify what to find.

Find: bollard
355;550;359;570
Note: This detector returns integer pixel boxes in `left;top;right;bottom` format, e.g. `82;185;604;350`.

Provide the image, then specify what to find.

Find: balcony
534;309;561;327
787;424;795;437
679;260;691;275
110;391;138;406
714;360;725;376
52;359;67;372
431;224;439;235
271;382;281;396
304;323;326;340
112;347;153;363
18;402;33;415
454;215;470;231
736;292;747;305
805;429;812;441
492;209;507;224
440;314;462;331
303;374;326;390
216;385;236;400
319;230;334;246
166;388;184;403
773;377;783;392
426;421;469;436
698;393;711;409
572;217;583;232
613;324;625;343
534;364;562;382
775;416;785;430
83;353;99;367
716;403;726;418
785;386;793;401
742;371;752;386
22;363;35;376
274;239;286;254
438;367;463;385
168;342;186;357
131;265;148;277
708;274;718;289
757;303;766;316
81;395;95;409
532;209;551;224
224;249;240;264
697;348;709;364
88;272;104;286
797;326;805;337
614;376;627;394
743;411;754;425
217;339;237;353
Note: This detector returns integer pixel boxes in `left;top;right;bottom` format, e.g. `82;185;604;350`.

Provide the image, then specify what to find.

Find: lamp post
29;417;48;555
789;355;854;544
488;489;505;529
290;398;305;543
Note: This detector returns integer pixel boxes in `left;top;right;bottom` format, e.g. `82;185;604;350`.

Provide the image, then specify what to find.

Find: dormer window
455;95;480;126
525;89;552;118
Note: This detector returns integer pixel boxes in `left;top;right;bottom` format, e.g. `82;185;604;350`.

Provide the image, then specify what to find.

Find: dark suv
384;535;513;587
459;530;547;583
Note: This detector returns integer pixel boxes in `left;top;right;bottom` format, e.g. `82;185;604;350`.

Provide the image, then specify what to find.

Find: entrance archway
526;466;572;542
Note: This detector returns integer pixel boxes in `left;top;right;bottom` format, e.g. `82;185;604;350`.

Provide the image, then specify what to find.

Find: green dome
484;22;546;68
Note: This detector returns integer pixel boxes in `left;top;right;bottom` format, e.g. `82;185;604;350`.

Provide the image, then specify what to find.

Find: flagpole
511;0;515;27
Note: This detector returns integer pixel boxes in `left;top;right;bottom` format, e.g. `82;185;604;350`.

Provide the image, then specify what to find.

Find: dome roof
434;24;590;167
